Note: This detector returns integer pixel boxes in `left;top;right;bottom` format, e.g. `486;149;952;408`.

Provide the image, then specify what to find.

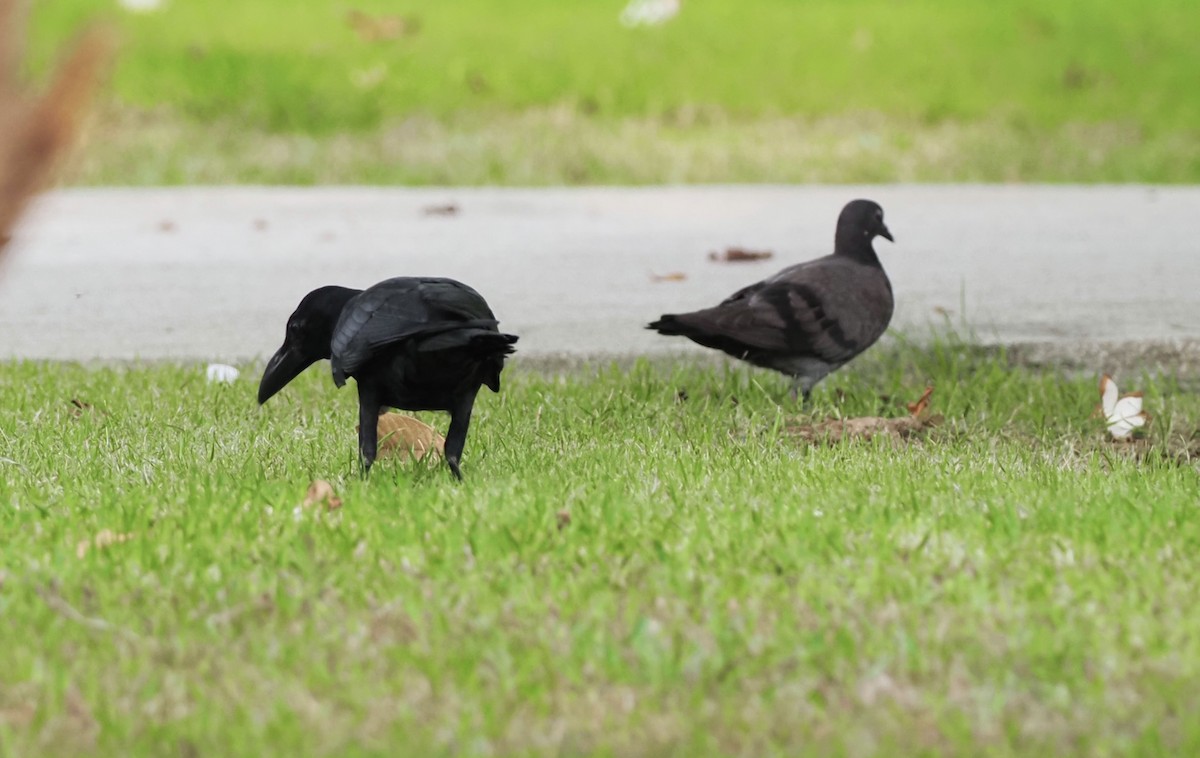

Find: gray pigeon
648;199;895;402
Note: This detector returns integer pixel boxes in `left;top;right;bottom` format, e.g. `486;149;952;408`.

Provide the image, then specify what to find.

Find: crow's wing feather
331;277;498;379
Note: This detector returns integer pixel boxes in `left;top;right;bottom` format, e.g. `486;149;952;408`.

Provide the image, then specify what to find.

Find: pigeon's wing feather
675;258;893;364
331;278;498;379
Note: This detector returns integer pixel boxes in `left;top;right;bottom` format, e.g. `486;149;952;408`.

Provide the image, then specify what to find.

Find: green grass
2;343;1200;754
24;0;1200;183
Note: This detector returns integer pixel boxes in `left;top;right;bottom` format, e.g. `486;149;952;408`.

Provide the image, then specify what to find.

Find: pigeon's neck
834;229;882;266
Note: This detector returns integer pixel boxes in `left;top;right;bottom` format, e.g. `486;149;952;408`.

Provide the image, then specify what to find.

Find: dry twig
0;0;111;263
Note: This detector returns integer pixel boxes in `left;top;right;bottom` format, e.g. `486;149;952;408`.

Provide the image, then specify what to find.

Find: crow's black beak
878;223;894;243
258;344;314;404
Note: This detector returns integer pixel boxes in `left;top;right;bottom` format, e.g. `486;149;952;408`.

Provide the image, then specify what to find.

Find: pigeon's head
837;199;894;248
258;285;360;404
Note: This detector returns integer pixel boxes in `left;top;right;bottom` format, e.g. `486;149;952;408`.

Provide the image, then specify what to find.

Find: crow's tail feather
647;314;687;336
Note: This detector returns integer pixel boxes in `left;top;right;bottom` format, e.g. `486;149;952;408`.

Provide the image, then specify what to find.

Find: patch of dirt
788;386;944;445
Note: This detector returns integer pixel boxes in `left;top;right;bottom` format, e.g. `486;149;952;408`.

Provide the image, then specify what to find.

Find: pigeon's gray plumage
648;199;895;401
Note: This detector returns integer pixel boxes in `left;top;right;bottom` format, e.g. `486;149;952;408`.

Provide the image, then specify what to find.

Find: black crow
648;199;895;402
258;277;517;480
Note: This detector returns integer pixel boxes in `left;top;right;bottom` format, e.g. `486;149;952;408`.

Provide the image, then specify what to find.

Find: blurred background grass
26;0;1200;184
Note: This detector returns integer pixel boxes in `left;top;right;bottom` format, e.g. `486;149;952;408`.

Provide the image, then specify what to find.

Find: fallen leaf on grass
906;385;935;417
465;71;489;94
708;247;774;263
421;203;459;216
302;480;342;511
75;529;134;559
346;10;419;42
649;271;687;282
1097;374;1149;441
357;413;445;462
0;702;35;728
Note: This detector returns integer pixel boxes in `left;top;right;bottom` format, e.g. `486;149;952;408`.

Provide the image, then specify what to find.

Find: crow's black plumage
258;277;517;480
648;199;895;402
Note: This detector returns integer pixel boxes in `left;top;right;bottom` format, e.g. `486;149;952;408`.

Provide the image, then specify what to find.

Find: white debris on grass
206;363;240;384
118;0;166;13
620;0;681;28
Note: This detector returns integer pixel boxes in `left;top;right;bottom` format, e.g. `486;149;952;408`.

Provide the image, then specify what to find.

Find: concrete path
0;186;1196;361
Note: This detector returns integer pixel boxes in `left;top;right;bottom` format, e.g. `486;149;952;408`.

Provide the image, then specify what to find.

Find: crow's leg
357;386;382;478
444;390;479;481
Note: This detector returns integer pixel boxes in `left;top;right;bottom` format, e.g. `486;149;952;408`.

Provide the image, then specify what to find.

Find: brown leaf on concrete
708;247;774;263
421;203;459;216
649;271;687;282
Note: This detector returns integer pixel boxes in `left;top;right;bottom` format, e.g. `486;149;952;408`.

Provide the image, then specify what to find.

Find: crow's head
258;285;360;404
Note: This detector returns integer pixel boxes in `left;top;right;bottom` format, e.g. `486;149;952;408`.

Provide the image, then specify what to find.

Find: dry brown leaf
422;203;459;216
345;9;419;43
360;413;445;462
708;247;774;263
75;529;135;559
906;386;935;418
0;702;36;728
650;271;687;282
0;14;112;263
302;479;343;511
465;71;489;94
68;397;101;418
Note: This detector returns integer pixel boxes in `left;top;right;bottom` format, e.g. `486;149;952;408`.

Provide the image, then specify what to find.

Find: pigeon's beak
878;223;894;243
258;344;313;404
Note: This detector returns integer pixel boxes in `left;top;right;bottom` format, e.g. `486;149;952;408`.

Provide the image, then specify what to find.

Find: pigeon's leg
444;391;479;482
356;386;382;478
789;377;813;408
